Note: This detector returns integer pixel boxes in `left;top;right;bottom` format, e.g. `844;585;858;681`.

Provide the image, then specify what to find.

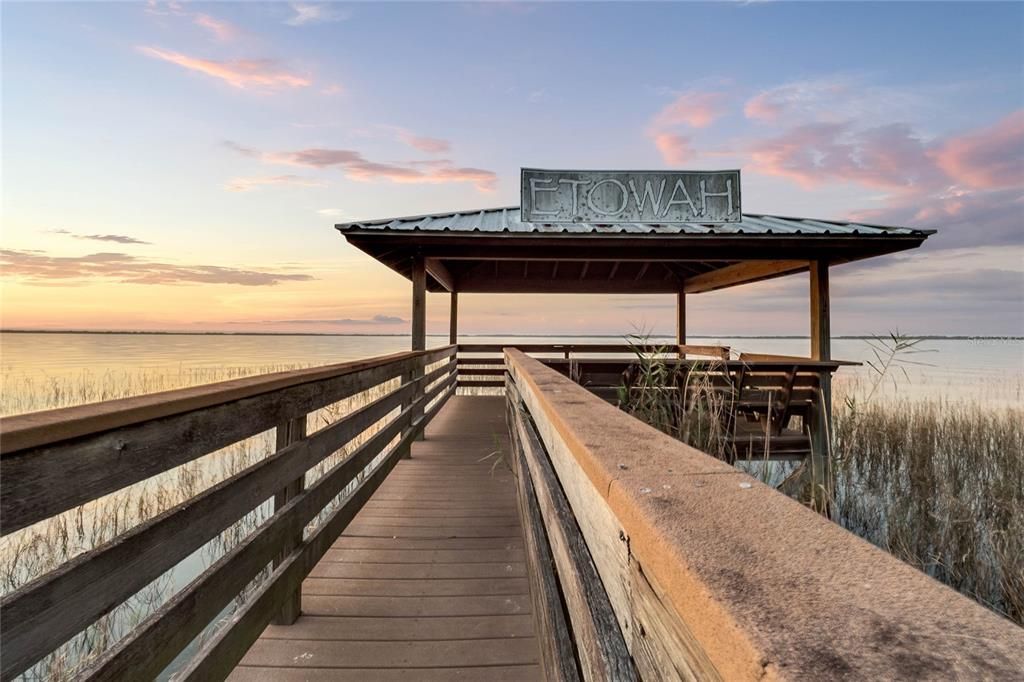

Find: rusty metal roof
336;206;934;237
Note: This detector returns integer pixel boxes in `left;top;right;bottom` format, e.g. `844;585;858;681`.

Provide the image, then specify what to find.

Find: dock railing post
808;260;833;515
411;256;427;441
273;415;307;625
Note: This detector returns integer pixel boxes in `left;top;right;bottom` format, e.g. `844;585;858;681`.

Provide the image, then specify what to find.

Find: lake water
2;332;1021;410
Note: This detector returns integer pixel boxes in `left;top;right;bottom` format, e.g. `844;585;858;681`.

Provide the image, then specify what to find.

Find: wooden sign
521;168;741;224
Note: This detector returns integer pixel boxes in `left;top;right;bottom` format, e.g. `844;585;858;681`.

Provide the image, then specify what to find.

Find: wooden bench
615;353;856;461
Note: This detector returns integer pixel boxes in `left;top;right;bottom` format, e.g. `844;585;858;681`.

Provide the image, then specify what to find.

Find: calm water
1;332;1022;409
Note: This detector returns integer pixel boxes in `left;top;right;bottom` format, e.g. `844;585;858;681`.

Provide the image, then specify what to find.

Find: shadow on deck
233;397;543;681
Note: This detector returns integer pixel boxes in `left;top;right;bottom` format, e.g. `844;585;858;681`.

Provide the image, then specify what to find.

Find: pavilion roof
336;206;934;294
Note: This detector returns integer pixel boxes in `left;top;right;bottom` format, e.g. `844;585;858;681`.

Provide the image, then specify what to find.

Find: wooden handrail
0;348;458;681
0;347;456;535
0;345;456;454
504;349;1024;679
457;342;730;358
507;378;637;680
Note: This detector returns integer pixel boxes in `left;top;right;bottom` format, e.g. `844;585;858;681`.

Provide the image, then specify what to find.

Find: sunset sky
2;1;1022;336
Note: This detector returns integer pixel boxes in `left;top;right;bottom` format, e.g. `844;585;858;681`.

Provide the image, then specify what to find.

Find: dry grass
832;386;1024;625
616;335;1024;626
0;366;400;680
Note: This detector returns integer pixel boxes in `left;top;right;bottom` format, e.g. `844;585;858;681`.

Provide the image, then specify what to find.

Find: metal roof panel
336;207;933;237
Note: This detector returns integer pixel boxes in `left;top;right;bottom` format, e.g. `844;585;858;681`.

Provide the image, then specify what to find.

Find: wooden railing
0;346;457;681
456;343;731;393
504;349;1024;680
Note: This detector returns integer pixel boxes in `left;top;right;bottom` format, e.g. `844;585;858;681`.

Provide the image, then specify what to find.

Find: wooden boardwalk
231;396;543;681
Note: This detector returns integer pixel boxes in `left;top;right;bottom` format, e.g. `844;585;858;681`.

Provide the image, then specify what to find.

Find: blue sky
2;1;1022;336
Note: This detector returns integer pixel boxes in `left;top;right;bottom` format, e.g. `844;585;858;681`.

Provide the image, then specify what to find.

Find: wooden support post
808;260;832;513
411;256;426;352
449;292;458;345
273;415;306;625
676;291;686;359
410;256;426;440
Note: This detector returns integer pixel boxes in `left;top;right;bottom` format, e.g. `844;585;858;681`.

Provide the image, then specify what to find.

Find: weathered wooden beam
452;275;681;294
676;291;686;347
424;257;456;292
579;261;590;280
684;260;807;293
506;379;580;682
0;347;453;456
411;256;427;351
272;415;306;626
808;260;832;512
449;292;458;345
608;261;619;279
634;262;650;281
509;388;637;681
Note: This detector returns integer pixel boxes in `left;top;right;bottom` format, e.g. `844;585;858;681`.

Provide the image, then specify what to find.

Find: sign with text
521;168;741;224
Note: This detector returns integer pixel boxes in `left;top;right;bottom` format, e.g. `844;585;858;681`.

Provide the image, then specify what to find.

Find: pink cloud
652;91;727;129
193;14;236;41
138;47;311;90
743;79;849;123
748;121;940;192
932;110;1024;190
1;249;314;286
652;133;693;165
225;141;497;191
225;175;325;192
397;130;451;154
744;91;784;121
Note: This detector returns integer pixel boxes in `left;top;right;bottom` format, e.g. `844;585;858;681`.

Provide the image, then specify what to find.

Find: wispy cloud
397;130;451;154
193;13;236;41
285;3;350;26
651;91;728;129
316;208;347;218
145;1;185;17
77;233;152;245
225;175;325;192
48;229;152;245
646;90;727;164
744;110;1024;249
748;121;941;192
651;133;693;165
932;110;1024;189
225;141;498;191
138;47;311;90
1;250;316;286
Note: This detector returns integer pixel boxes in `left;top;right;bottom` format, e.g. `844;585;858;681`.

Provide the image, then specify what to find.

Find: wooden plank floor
231;396;544;681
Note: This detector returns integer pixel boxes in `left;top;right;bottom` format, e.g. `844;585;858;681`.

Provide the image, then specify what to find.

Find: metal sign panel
521;168;741;224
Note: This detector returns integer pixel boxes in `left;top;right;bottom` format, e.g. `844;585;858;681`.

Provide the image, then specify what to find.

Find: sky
2;1;1022;337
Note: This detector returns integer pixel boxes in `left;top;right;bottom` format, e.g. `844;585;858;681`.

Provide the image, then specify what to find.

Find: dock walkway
231;396;543;681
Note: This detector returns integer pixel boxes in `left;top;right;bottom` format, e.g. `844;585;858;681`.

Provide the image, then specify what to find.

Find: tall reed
615;335;1024;626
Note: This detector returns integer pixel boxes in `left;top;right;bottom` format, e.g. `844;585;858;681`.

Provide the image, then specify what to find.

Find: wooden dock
230;396;543;681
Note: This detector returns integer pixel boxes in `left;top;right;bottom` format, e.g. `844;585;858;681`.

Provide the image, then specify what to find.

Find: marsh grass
615;335;1024;626
0;365;401;680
